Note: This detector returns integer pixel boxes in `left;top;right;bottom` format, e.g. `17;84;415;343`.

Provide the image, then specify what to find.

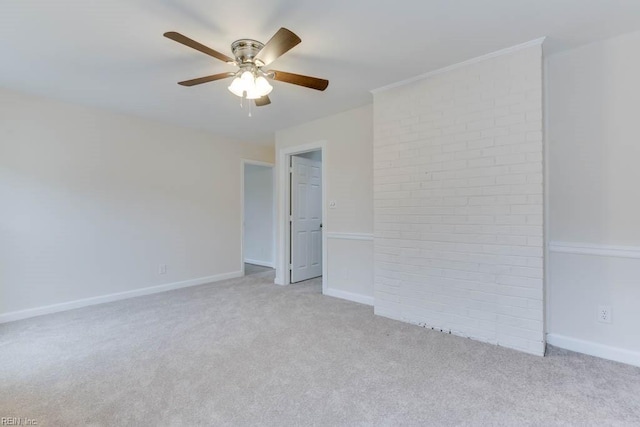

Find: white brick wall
372;44;544;356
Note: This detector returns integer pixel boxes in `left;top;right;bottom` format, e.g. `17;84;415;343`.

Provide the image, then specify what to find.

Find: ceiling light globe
255;76;273;96
245;88;262;100
241;70;255;84
228;77;245;97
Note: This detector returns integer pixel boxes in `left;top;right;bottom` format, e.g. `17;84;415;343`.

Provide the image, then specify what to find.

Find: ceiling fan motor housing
231;39;265;65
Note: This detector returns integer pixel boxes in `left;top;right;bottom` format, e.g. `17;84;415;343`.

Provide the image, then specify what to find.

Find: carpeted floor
1;270;639;426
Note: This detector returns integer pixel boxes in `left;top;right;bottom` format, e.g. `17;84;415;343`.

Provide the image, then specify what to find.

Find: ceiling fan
163;28;329;107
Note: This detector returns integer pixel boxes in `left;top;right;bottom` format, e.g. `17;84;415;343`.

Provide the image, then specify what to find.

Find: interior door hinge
289;215;293;222
289;264;293;270
289;167;293;173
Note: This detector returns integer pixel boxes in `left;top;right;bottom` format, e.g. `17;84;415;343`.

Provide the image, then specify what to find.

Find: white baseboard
0;271;243;324
324;288;374;306
547;333;640;367
244;258;275;268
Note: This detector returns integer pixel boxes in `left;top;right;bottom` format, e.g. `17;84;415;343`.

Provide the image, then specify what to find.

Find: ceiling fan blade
178;72;235;87
254;96;271;107
164;31;234;63
255;28;301;66
270;70;329;91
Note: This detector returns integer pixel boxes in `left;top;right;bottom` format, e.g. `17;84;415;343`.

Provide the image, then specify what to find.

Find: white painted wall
326;237;374;305
0;87;273;321
373;42;545;356
243;164;274;267
547;30;640;365
275;105;374;302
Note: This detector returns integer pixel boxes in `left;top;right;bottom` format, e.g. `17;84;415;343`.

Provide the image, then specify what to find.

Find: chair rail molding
325;232;374;241
549;241;640;259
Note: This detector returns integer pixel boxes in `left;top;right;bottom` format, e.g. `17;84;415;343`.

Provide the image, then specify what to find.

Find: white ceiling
2;1;640;145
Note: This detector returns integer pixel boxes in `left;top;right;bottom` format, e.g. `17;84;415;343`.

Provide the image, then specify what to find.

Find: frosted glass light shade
228;77;245;97
245;88;262;99
254;76;273;96
228;71;273;99
240;70;254;84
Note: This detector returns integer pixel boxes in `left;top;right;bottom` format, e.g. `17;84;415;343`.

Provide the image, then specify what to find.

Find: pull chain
238;93;253;117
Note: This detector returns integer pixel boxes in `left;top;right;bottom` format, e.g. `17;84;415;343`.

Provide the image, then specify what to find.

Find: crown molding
371;37;546;94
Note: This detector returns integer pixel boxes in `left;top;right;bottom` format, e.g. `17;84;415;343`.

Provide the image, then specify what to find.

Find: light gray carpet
1;270;639;426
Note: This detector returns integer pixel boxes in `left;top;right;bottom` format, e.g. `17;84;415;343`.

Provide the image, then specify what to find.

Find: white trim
543;45;551;338
0;271;243;324
547;333;640;367
371;37;547;94
549;241;640;259
241;159;276;277
276;141;327;295
324;288;374;306
241;159;275;168
244;258;275;269
326;232;374;241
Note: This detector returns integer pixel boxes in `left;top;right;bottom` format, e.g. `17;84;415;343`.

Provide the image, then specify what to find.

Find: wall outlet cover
597;305;612;323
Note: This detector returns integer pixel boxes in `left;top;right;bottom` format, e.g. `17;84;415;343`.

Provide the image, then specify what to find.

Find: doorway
242;160;275;276
276;141;327;290
289;150;323;283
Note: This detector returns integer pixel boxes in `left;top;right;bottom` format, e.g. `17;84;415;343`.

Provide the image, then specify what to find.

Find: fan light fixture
228;69;273;99
163;27;329;111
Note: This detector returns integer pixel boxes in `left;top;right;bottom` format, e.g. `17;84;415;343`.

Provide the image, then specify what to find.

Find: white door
290;155;322;283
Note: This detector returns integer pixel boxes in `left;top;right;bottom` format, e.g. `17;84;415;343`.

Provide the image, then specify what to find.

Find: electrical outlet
159;264;167;275
597;305;612;323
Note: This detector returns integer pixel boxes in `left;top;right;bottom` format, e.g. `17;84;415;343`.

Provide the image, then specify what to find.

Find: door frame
276;141;327;294
240;159;276;276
